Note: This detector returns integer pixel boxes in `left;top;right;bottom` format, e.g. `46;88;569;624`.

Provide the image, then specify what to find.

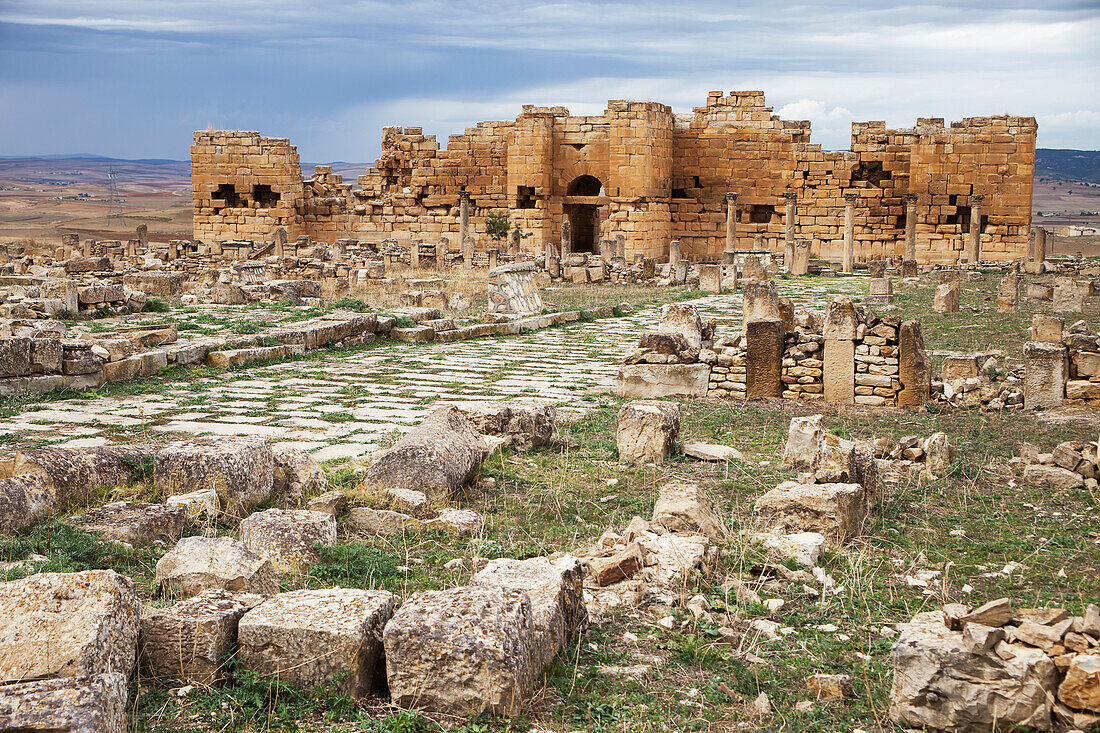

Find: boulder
383;585;539;716
0;672;127;733
752;531;825;567
889;610;1058;731
271;446;328;505
154;536;278;597
139;589;263;684
361;406;487;500
238;508;336;574
423;507;483;534
920;432;954;479
66;501;188;546
454;401;557;448
616;400;680;464
237;589;395;698
154;438;274;519
1059;653;1100;713
306;489;348;515
651;481;728;542
471;556;587;667
753;482;868;546
0;570;141;682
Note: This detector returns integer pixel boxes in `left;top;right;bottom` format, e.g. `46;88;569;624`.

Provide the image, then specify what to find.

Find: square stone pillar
724;192;738;260
409;239;420;269
897;320;930;407
698;264;723;294
274;227;286;258
1024;341;1067;409
783;192;797;267
458;191;471;258
790;239;811;276
997;271;1018;312
823;339;856;405
560;219;571;258
746;319;784;399
487;248;498;270
842;192;857;274
903;193;918;262
668;239;681;267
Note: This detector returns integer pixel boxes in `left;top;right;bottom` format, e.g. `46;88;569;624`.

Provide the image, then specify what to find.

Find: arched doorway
564;175;607;253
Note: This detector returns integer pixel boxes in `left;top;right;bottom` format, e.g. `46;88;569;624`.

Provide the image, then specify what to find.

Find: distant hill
1036;149;1100;184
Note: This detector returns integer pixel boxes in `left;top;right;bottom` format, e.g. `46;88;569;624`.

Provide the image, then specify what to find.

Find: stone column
724;192;739;262
458;191;470;258
409;239;421;269
669;239;681;267
745;320;784;399
1035;227;1047;264
904;193;918;262
1024;341;1067;409
136;223;148;252
560;219;572;257
783;192;797;268
488;248;498;270
843;192;857;274
274;228;286;258
823;299;858;405
966;194;984;265
615;233;626;259
790;239;811;276
544;242;555;271
436;239;446;268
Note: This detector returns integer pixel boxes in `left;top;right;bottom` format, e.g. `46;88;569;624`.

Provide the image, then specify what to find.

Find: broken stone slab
422;507;483;534
238;588;395;698
271;447;328;505
154;535;278;597
1023;341;1067;410
1023;463;1085;490
306;489;348;515
154;438;274;519
66;501;188;547
344;506;420;538
165;488;219;521
471;556;587;668
1058;653;1100;713
782;415;825;469
616;400;680;464
0;672;127;733
682;442;744;462
752;531;825;568
636;531;710;591
0;570;141;683
753;481;868;547
361;405;487;500
238;508;336;574
961;598;1013;628
0;473;56;534
139;589;263;685
384;585;538;716
651;480;728;542
657;303;703;350
453;401;557;448
616;363;711;399
889;610;1058;731
589;542;646;587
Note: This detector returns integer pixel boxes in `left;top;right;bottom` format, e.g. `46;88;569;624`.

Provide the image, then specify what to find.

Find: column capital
844;192;859;204
725;191;738;203
971;194;985;204
904;193;919;203
458;190;471;202
783;191;798;201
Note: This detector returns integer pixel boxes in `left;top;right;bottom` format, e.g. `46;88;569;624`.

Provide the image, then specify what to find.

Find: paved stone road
1;280;862;461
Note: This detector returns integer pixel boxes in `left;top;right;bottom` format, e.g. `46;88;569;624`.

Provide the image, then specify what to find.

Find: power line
106;166;125;225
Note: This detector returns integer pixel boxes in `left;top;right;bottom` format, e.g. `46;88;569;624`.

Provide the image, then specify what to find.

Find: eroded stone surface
154;535;278;597
67;501;188;546
238;508;336;574
0;672;127;733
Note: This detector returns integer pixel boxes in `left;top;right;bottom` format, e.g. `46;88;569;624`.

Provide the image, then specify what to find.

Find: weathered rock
139;589;262;684
455;401;557;447
271;446;328;505
154;536;278;597
651;481;728;542
753;482;867;546
471;556;587;667
782;415;825;468
1059;653;1100;713
0;473;56;534
384;585;538;716
1023;463;1085;490
807;673;851;701
238;589;395;698
682;442;744;462
0;672;127;733
961;598;1013;628
616;400;680;464
898;320;931;407
165;488;219;521
306;489;348;515
753;531;825;567
0;570;141;682
617;362;711;399
67;501;188;546
921;432;954;479
889;610;1058;731
154;439;274;519
238;508;336;574
361;406;487;499
344;506;420;537
933;283;960;313
589;543;646;586
657;303;703;350
423;507;483;534
11;444;155;510
1024;341;1067;410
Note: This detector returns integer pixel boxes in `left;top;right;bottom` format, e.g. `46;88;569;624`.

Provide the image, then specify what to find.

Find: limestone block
698;264;723;293
823;338;855;405
1053;279;1086;312
153;438;274;519
657;303;703;349
238;588;395;698
1022;464;1085;490
1023;341;1067;409
154;535;278;597
997;272;1019;312
0;672;127;733
1058;653;1100;713
746;320;784;399
453;401;556;447
238;508;336;574
271;446;328;504
470;556;587;668
383;585;538;716
11;444;153;509
616;363;710;399
898;321;930;408
889;611;1057;730
0;337;32;378
1031;315;1065;343
344;506;420;538
67;501;188;547
0;570;141;683
941;355;980;381
361;405;488;500
753;482;867;546
823;299;859;340
140;589;262;684
0;473;56;534
742;280;780;328
782;414;825;468
933;283;959;313
616;400;680;464
651;480;728;541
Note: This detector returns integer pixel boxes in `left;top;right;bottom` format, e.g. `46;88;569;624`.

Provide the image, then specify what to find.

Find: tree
485;210;510;245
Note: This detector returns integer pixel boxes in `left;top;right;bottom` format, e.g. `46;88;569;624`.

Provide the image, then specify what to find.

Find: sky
0;0;1097;163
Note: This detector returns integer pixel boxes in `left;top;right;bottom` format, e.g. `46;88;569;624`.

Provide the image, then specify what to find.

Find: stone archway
564;175;607;254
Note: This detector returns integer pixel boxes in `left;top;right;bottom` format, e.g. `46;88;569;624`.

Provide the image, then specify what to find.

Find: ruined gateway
192;90;1036;264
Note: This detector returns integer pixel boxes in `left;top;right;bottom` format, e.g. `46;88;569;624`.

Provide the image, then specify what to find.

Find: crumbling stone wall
192;91;1036;264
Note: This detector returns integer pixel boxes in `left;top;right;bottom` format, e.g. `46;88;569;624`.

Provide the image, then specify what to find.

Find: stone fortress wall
192;90;1037;265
